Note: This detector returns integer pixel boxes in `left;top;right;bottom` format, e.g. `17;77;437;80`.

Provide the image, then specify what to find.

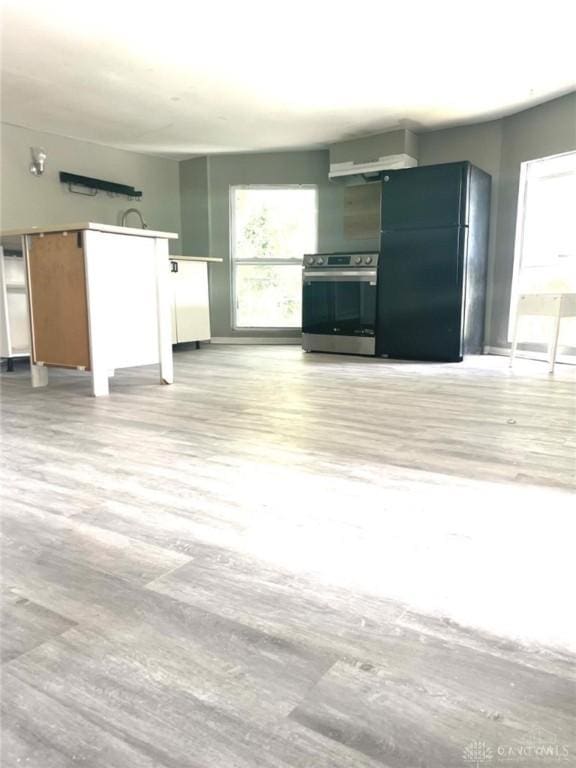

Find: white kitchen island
0;222;178;396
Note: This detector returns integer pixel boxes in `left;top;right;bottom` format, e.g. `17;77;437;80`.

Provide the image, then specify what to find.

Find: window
230;186;317;329
509;151;576;344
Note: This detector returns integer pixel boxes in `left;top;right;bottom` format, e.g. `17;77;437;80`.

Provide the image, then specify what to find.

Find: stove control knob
305;255;314;265
365;255;373;265
316;256;325;265
354;255;362;264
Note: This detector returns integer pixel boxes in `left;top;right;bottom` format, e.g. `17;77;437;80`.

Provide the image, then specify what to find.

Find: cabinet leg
155;238;174;386
509;315;519;368
548;311;562;374
92;368;110;397
31;364;48;388
159;356;174;385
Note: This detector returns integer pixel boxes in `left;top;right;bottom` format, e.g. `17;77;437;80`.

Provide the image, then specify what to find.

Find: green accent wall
5;92;574;348
179;156;210;256
181;150;379;338
181;93;576;343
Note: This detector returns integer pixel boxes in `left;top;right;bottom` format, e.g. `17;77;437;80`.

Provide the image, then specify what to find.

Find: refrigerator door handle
458;227;468;288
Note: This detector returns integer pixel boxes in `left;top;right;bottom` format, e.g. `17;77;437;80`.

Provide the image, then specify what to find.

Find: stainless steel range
301;252;379;356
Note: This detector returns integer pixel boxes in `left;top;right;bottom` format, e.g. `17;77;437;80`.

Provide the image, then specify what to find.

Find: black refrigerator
376;161;491;362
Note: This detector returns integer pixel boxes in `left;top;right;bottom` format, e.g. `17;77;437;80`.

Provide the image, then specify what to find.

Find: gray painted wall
180;94;575;343
179;156;210;255
1;123;182;253
4;93;573;347
330;129;418;165
411;92;576;347
181;150;378;338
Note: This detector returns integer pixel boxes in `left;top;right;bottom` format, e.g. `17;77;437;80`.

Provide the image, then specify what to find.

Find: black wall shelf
59;172;143;200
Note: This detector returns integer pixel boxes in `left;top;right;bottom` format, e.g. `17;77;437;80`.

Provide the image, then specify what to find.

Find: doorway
509;151;576;354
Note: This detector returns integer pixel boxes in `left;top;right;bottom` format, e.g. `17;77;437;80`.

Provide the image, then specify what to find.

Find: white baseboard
209;337;302;345
484;346;576;365
208;339;576;360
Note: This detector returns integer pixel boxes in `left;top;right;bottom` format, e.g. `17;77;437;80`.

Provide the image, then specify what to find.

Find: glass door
333;281;376;336
302;279;333;335
303;277;376;336
510;151;576;350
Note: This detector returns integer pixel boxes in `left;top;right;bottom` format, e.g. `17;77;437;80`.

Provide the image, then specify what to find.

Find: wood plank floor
1;346;575;768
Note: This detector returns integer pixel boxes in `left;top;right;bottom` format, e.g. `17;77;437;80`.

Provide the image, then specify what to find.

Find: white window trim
229;184;318;331
508;160;530;341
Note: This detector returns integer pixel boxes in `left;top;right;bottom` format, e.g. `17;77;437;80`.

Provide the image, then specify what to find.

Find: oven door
302;270;377;336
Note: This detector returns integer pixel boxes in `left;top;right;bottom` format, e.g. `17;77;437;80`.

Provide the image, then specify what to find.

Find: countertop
171;255;224;263
0;222;179;239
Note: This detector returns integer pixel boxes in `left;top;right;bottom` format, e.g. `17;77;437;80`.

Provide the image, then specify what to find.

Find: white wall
0;123;182;253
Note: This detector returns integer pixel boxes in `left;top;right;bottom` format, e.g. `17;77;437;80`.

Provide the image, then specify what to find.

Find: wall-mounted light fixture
29;147;47;176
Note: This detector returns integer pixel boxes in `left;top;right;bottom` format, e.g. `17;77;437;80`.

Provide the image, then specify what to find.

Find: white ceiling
1;0;575;159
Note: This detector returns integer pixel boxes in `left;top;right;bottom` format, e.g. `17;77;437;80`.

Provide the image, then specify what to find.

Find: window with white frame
230;186;317;329
509;151;576;345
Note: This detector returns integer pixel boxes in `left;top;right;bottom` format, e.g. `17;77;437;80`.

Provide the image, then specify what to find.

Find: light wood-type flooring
1;346;575;768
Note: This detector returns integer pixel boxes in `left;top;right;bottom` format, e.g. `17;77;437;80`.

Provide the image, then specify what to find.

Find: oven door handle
303;270;377;282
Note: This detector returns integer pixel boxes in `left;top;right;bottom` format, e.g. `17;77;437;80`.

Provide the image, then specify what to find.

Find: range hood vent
329;153;418;179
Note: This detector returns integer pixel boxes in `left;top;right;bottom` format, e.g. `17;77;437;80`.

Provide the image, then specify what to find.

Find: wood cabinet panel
344;183;381;240
27;232;91;369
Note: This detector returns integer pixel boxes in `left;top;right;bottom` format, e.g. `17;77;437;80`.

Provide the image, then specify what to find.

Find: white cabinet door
172;260;211;343
170;263;178;344
1;249;31;358
6;291;30;352
84;231;160;370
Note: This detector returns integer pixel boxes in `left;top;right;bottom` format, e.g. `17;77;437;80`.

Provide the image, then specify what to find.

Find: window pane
235;264;302;328
522;172;576;268
234;188;316;261
509;151;576;346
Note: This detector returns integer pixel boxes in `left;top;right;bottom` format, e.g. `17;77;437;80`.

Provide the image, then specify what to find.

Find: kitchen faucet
121;208;148;229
